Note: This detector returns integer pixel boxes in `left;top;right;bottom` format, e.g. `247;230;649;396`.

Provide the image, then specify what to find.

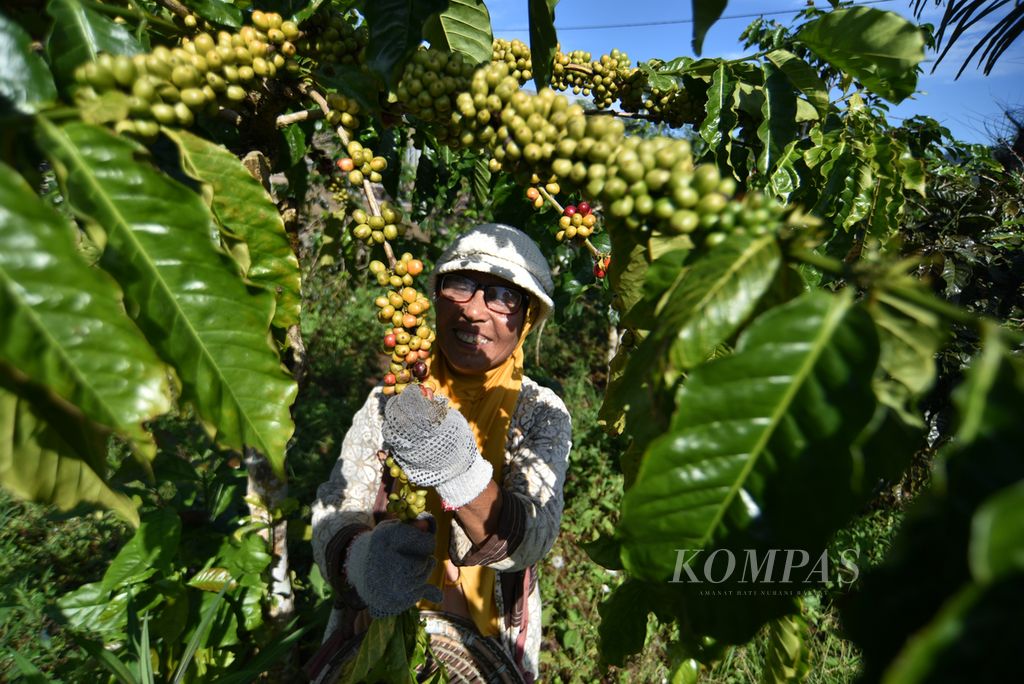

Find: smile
454;329;491;345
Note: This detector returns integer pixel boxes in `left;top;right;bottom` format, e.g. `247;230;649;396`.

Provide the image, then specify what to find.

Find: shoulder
348;385;388;431
514;376;572;429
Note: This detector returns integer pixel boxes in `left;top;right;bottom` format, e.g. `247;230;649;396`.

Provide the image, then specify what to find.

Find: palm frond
910;0;1022;76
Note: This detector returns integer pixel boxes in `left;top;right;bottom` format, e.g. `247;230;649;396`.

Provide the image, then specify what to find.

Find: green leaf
842;333;1024;682
866;135;904;238
700;62;737;150
620;291;880;580
58;581;130;635
607;227;649;321
343;615;398;683
528;0;559;91
878;578;1024;684
768;141;802;200
363;0;447;87
0;378;139;526
423;0;493;66
969;480;1024;584
651;234;781;375
281;122;307;168
0;11;57;114
70;635;136;684
598;580;651;666
217;533;271;580
762;613;811;684
869;290;944;398
691;0;727;55
173;582;230;684
756;62;798;177
638;61;682;92
0;161;172;455
839;156;874;230
102;509;181;591
898;151;926;197
182;0;243;28
35;120;297;476
313;64;381;117
45;0;142;86
765;49;829;120
165;129;302;329
471;156;491;208
293;0;332;24
582;533;624;570
131;607;153;684
796;7;925;103
188;567;239;592
6;648;54;683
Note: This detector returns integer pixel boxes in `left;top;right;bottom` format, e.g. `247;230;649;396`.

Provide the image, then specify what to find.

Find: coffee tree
1;0;1021;681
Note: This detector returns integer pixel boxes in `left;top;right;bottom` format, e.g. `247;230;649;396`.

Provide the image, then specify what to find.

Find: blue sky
484;0;1023;144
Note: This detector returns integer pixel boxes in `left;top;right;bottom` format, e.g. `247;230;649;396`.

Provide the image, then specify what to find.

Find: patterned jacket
311;376;572;680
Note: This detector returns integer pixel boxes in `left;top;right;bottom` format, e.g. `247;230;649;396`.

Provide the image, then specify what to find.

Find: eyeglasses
439;274;525;315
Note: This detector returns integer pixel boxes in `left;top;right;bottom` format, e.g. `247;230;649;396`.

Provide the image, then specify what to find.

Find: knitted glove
382;387;493;508
344;517;443;617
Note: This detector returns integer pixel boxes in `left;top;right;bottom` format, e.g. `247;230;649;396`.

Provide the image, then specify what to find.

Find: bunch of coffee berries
72;13;299;137
297;9;367;66
336;139;388;187
325;92;361;129
371;255;435;396
378;451;428;519
593;255;611;279
349;201;403;244
395;48;475;129
523;178;562;209
491;38;533;84
556;200;596;241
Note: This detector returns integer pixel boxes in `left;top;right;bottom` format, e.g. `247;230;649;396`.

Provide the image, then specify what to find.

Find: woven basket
318;611;526;684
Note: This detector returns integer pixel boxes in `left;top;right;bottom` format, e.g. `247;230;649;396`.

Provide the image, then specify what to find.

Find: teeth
455;330;488;345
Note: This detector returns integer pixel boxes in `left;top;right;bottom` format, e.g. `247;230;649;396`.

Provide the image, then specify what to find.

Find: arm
311;388;387;592
450;381;572;571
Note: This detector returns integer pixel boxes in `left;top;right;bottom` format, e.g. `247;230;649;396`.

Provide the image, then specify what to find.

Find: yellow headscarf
417;312;534;636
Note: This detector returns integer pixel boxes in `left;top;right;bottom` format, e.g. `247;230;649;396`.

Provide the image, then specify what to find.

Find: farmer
311;223;572;682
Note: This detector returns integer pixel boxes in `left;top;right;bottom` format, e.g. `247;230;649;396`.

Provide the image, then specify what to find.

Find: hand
344;517;443;617
382;387;493;507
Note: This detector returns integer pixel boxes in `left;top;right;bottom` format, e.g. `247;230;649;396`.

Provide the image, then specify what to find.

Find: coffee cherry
412;361;429;379
578;201;591;215
337;157;355;172
563;205;577;217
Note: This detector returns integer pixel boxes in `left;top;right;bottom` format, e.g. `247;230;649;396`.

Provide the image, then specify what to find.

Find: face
434;270;527;374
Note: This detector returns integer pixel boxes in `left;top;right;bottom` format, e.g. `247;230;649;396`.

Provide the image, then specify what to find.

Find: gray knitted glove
344;518;443;617
382;388;493;508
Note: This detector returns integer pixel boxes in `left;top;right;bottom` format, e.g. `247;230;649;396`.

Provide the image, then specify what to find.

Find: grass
0;491;128;679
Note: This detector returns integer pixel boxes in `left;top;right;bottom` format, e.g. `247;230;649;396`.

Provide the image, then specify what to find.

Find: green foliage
0;12;57;114
527;0;559;91
45;0;142;87
423;0;494;66
691;0;728;55
795;6;924;103
622;291;880;583
167;129;302;329
843;334;1024;682
363;0;448;86
0;489;128;678
1;1;1022;682
0;161;171;464
36;120;297;478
